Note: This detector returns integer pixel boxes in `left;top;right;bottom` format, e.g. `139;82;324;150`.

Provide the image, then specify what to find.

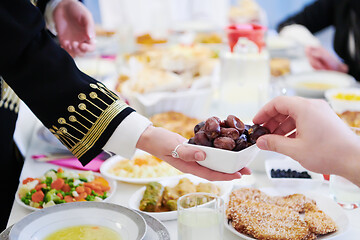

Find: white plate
9;202;146;240
2;210;170;240
285;71;355;98
100;151;185;184
129;175;233;221
266;36;303;58
15;170;117;211
325;87;360;113
265;157;325;189
136;211;170;240
225;188;349;240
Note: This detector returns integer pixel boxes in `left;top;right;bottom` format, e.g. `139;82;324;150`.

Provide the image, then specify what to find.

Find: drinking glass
329;175;360;209
177;193;224;240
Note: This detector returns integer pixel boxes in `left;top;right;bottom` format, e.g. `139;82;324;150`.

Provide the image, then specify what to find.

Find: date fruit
220;128;240;140
226;115;245;134
189;115;270;152
194;131;213;147
204;117;221;139
213;137;236;150
248;124;270;144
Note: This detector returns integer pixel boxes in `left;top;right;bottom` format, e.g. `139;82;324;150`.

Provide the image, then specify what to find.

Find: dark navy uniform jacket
0;0;134;230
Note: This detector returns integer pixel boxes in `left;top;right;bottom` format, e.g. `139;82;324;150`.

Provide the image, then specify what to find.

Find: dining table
5;54;360;240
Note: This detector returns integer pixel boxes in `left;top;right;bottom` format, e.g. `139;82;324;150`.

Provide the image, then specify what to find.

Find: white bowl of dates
186;115;269;174
265;158;325;189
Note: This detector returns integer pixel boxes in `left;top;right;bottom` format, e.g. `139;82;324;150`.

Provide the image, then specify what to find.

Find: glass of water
329;175;360;209
177;193;224;240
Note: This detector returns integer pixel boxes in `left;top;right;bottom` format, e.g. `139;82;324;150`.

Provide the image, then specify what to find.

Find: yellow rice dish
333;93;360;101
298;82;336;90
107;154;183;179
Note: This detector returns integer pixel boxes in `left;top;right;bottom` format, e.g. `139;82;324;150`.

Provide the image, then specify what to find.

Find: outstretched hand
53;0;96;57
253;96;360;186
136;126;251;181
305;46;348;73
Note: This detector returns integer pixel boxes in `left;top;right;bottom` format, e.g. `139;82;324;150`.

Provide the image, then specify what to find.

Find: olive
213;137;236;150
238;134;247;142
194;131;213;147
233;138;249;151
248;124;270;144
204;117;221;139
225;115;245;134
220;127;240;140
194;121;205;133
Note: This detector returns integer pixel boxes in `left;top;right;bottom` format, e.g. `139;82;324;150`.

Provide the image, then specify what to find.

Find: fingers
78;7;95;41
176;144;206;162
253;96;304;125
262;114;288;133
256;134;300;158
79;41;96;53
165;158;242;181
337;63;349;73
239;167;251;175
272;117;296;136
306;46;329;70
61;41;92;57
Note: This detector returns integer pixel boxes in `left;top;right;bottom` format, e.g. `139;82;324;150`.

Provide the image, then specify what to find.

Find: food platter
2;209;170;240
225;188;349;240
9;202;146;240
264;157;325;189
128;175;233;221
100;151;185;184
15;169;117;211
285;70;355;98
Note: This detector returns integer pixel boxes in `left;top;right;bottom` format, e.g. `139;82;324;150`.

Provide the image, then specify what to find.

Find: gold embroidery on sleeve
50;83;127;159
0;78;20;113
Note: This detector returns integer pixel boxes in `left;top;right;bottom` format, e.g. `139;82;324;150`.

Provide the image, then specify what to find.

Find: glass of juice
177;193;224;240
329;175;360;209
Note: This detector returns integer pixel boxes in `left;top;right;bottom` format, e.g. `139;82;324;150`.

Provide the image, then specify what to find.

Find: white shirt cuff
103;112;152;159
44;0;63;36
279;24;321;47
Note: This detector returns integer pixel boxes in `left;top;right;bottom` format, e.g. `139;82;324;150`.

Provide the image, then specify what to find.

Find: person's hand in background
53;0;95;57
253;96;360;186
136;126;251;181
305;46;348;73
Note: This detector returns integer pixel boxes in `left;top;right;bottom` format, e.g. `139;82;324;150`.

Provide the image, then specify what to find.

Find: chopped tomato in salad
18;168;110;209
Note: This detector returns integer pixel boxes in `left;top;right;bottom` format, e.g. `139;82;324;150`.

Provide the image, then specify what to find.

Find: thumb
80;13;95;41
256;135;300;157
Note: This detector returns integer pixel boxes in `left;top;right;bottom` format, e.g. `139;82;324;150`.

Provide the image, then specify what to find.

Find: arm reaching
136;126;251;181
253;96;360;187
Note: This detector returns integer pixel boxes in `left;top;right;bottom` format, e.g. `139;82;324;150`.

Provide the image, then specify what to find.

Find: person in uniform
0;0;249;230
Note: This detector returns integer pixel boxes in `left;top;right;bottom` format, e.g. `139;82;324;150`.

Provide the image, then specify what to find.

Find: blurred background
84;0;334;52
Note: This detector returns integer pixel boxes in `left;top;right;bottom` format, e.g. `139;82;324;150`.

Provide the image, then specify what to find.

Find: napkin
47;157;104;172
33;152;110;172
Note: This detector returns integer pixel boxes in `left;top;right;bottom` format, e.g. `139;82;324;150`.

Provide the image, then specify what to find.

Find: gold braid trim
0;78;20;113
50;83;129;158
71;100;127;159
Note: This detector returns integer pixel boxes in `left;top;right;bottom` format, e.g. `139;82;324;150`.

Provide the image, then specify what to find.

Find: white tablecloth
7;119;360;240
7;55;360;239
